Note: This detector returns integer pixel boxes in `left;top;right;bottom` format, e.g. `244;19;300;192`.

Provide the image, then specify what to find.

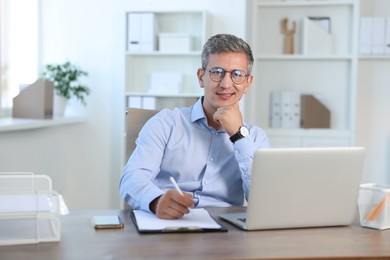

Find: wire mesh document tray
0;172;63;245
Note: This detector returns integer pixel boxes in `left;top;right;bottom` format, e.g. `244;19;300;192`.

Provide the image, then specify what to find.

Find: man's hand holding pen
150;190;194;220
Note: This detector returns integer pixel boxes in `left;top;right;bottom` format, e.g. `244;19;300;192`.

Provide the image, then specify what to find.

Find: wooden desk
1;207;390;260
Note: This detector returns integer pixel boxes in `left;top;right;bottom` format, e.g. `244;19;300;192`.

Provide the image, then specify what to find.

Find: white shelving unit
246;0;359;148
124;10;209;110
356;0;390;183
123;10;210;163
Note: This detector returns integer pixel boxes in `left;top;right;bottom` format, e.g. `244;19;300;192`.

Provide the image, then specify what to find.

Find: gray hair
201;34;254;74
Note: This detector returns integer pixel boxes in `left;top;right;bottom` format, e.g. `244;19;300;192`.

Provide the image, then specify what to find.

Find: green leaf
40;61;90;105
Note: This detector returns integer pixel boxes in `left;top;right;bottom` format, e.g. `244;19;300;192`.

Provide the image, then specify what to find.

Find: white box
149;72;182;94
159;33;192;52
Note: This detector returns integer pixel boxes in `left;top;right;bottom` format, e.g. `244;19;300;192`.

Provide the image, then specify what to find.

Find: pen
169;176;192;215
365;193;390;222
169;176;184;196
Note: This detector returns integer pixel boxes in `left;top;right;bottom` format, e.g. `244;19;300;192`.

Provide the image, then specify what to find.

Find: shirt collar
191;97;206;124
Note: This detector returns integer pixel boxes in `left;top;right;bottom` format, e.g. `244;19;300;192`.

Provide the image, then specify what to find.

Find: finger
155;198;186;219
162;198;190;219
183;193;195;208
169;191;194;211
213;110;223;126
158;209;184;220
162;205;186;219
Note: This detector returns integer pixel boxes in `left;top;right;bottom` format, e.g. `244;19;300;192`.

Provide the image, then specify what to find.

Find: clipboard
130;208;228;234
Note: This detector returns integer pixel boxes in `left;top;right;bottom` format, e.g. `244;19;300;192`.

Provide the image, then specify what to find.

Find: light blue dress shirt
119;98;270;212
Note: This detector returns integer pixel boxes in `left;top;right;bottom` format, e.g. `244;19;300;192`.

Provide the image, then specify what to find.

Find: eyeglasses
207;67;249;85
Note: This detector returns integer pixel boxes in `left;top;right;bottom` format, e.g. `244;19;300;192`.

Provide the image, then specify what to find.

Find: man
119;34;270;219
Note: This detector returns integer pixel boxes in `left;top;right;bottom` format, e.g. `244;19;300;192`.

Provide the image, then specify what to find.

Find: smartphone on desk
92;215;124;229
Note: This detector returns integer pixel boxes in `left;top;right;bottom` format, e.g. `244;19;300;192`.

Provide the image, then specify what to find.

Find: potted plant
41;61;90;116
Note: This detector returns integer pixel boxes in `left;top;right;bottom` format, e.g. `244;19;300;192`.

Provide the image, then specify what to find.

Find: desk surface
1;207;390;260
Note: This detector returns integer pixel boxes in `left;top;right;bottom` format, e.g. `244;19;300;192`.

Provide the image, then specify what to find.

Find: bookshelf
124;10;209;110
245;0;359;148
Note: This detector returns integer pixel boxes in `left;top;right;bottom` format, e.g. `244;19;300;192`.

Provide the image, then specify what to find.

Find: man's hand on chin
213;102;243;135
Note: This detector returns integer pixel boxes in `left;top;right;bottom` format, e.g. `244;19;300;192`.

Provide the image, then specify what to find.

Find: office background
0;0;389;210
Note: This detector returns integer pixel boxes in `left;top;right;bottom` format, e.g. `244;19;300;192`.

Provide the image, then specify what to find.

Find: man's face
197;52;253;113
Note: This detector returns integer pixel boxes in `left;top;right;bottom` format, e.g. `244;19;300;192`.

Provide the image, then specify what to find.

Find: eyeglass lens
209;67;247;84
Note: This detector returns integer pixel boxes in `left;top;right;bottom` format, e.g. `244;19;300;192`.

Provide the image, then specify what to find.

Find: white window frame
0;0;40;117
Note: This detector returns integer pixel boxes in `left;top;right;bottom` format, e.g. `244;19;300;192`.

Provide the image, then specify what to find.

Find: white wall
356;61;390;184
0;0;247;210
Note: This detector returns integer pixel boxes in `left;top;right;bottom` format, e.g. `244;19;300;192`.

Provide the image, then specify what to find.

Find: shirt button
210;158;214;162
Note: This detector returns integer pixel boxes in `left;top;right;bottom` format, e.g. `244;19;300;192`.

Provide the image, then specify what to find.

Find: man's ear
197;68;205;88
243;74;254;94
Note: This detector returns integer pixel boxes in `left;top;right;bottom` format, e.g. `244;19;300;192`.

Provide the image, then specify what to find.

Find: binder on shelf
359;17;373;55
127;12;157;52
301;17;332;55
127;96;156;110
270;91;300;129
270;91;282;128
360;16;390;55
142;97;156;110
0;172;67;246
372;17;386;55
300;94;330;129
386;17;390;54
127;96;142;108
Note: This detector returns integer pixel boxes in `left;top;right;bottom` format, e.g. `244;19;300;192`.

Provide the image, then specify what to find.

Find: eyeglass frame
204;67;250;85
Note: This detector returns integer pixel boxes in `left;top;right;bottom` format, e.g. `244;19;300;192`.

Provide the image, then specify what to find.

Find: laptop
219;147;365;230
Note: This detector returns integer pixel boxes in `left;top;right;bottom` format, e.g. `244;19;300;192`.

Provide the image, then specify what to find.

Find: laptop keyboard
238;217;247;223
